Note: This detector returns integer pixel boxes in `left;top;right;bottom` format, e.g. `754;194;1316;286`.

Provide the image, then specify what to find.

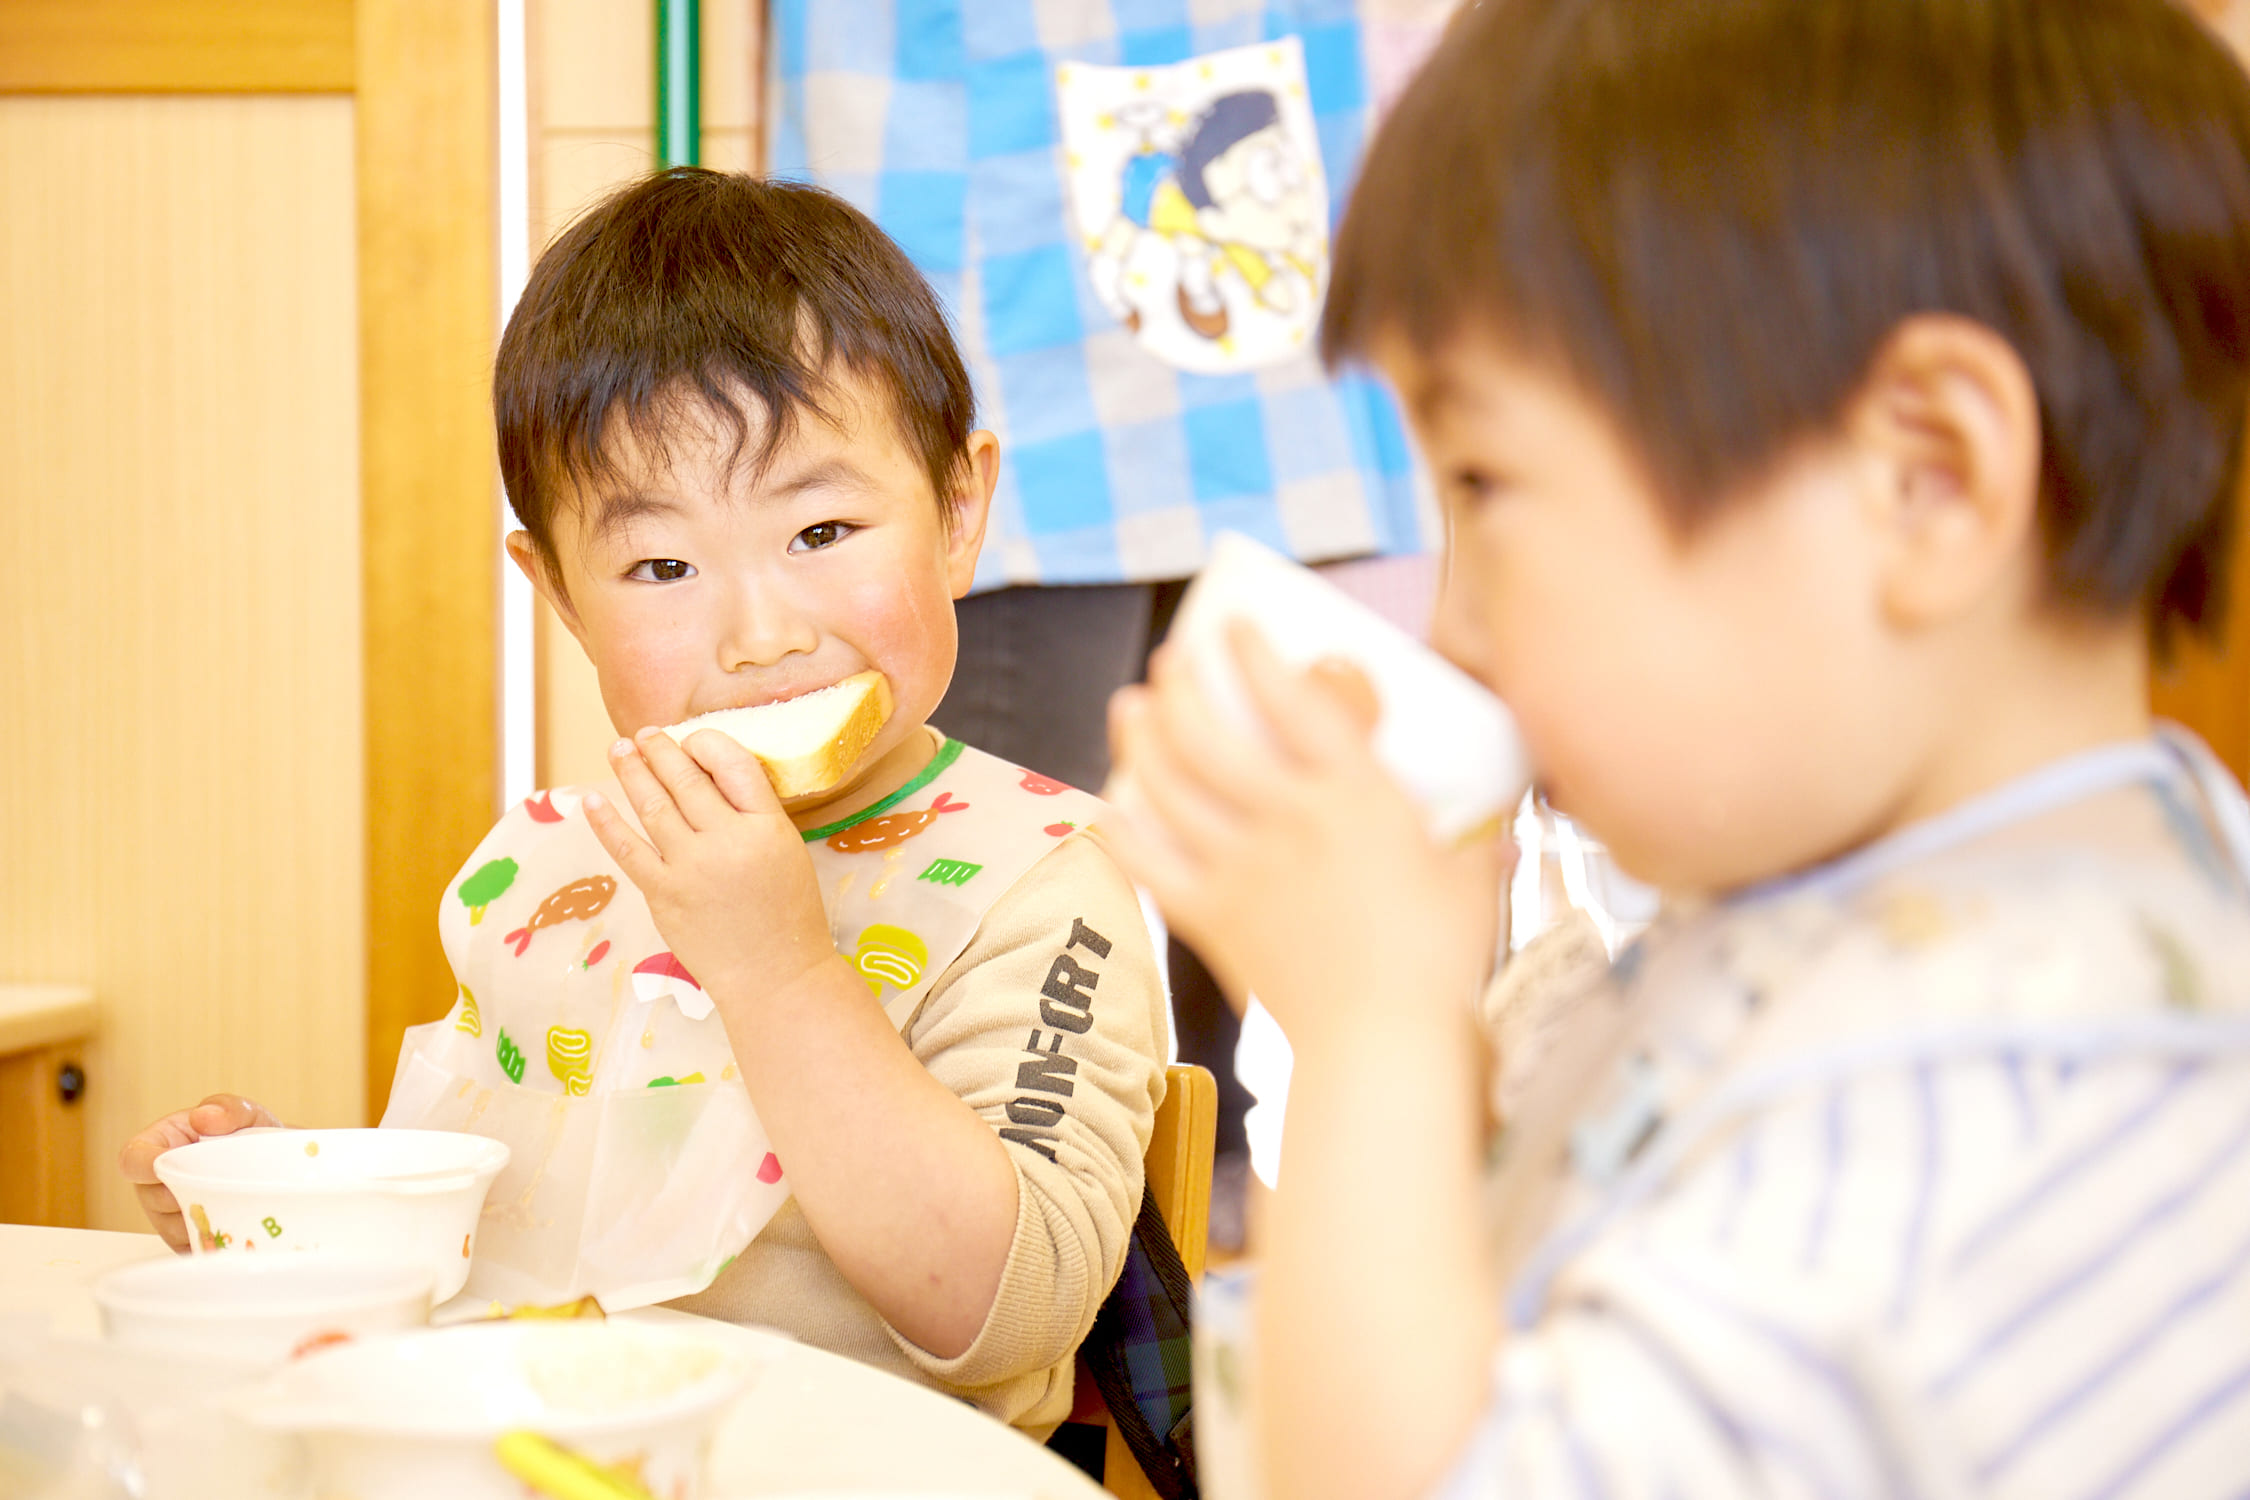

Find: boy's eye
628;558;695;583
791;521;853;552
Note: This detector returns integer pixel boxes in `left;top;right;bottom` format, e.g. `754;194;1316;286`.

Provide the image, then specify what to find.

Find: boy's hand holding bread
586;723;843;1017
585;672;1019;1359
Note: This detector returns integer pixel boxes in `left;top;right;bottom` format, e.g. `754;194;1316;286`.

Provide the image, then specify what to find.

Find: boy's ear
506;531;587;646
1849;315;2043;631
944;429;1001;599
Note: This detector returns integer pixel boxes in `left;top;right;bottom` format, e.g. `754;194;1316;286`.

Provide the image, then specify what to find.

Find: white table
0;1223;1106;1498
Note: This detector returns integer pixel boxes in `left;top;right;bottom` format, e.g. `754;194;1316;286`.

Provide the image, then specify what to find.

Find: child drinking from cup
1108;0;2250;1494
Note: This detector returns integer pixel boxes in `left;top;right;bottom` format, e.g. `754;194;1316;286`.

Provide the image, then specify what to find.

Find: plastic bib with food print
382;736;1106;1309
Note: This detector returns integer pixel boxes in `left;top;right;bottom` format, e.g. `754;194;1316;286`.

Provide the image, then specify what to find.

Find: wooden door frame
355;0;499;1121
4;0;502;1123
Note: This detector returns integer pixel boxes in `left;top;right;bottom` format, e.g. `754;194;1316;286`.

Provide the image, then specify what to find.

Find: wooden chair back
1083;1061;1218;1498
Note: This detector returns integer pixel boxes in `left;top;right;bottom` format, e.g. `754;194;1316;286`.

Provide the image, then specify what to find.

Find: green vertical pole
657;0;701;167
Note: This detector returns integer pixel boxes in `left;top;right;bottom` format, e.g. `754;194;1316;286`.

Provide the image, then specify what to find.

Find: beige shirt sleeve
886;829;1171;1390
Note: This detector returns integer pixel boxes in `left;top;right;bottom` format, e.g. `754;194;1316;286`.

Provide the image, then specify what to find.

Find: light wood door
0;94;364;1228
0;2;498;1224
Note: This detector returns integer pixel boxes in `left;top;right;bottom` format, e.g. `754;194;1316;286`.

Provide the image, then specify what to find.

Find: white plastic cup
1154;532;1529;845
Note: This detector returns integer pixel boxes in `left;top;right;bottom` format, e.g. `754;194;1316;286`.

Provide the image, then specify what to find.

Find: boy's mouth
701;677;846;714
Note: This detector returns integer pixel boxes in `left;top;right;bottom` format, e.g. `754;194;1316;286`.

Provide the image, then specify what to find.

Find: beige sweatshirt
668;830;1170;1431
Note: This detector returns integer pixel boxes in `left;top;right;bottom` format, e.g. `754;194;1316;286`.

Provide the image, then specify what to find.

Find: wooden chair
1069;1061;1218;1498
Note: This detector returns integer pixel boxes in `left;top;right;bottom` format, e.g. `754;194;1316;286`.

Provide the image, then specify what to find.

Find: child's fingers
118;1112;197;1187
121;1095;273;1249
606;740;694;854
1113;688;1248;864
1141;642;1293;816
1306;658;1381;734
134;1183;191;1252
582;787;666;887
187;1093;282;1136
118;1093;272;1187
679;728;783;816
631;727;738;832
1228;621;1379;767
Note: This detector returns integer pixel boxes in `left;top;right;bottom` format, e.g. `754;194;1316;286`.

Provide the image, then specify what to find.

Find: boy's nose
719;580;821;670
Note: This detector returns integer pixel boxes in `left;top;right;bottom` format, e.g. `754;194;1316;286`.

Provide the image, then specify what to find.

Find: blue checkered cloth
769;0;1435;589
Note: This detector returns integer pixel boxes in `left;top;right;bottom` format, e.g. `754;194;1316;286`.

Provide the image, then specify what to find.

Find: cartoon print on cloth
1060;39;1330;373
495;1026;528;1083
457;858;518;925
813;741;1111;1032
632;951;713;1021
824;791;968;853
546;1026;595;1096
853;924;929;999
503;875;616;956
389;787;788;1310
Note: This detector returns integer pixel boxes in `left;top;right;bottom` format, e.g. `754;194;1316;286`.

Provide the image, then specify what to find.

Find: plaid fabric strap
1085;1184;1200;1499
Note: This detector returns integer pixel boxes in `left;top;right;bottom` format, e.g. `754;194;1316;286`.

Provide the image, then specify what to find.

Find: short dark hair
496;168;976;575
1180;91;1282;210
1325;0;2250;648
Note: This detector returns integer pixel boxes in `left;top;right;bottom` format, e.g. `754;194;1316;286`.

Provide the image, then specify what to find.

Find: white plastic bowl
152;1127;509;1301
241;1320;757;1500
96;1249;435;1366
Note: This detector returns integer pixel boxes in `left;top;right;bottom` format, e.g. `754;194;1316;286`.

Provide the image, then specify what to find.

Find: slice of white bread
663;670;893;800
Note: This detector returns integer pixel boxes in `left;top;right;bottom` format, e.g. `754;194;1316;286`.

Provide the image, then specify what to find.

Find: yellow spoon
494;1430;658;1500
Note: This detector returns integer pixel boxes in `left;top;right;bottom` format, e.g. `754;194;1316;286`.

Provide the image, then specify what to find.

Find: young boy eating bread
1108;0;2250;1494
122;170;1169;1431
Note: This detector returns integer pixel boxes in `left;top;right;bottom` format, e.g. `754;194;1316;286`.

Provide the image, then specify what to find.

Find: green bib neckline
796;736;966;843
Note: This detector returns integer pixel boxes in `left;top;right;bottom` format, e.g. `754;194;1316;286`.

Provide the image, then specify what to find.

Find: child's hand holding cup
1119;531;1529;847
1105;532;1530;1028
119;1094;283;1251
